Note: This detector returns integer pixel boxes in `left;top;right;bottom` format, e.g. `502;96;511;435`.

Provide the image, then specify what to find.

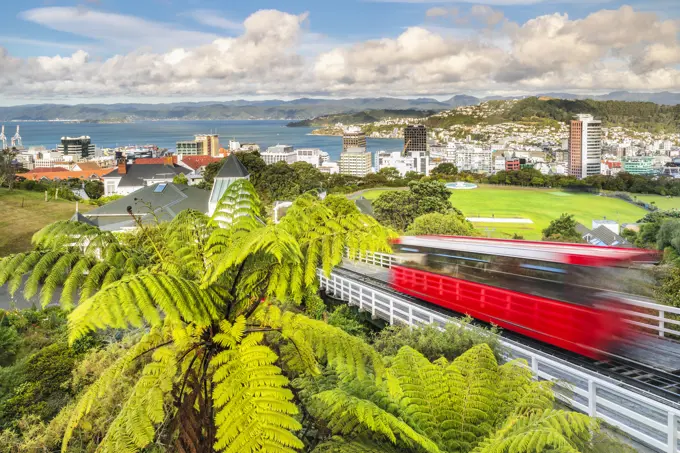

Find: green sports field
359;186;648;239
632;194;680;211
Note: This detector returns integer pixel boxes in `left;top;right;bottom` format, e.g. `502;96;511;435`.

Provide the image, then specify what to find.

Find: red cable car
390;236;659;359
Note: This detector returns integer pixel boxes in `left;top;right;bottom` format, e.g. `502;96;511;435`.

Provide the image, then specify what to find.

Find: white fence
346;250;680;340
320;265;680;453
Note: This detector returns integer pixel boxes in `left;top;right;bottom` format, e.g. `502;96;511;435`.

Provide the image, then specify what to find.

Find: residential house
177;155;223;185
102;160;191;196
576;223;630;247
77;183;210;232
22;166;112;182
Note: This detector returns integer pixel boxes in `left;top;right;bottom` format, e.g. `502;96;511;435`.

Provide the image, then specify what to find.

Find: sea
7;120;403;162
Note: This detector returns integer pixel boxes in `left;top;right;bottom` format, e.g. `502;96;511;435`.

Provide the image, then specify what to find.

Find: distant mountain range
0;92;678;122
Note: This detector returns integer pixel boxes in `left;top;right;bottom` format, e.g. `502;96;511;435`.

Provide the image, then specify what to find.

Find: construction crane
402;138;411;157
10;125;21;149
0;126;6;150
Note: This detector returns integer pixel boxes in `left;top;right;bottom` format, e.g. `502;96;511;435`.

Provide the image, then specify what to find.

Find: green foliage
299;344;595;453
327;306;372;340
405;212;478;237
373;181;455;231
542;214;583;243
0;178;394;452
172;173;188;185
0;325;20;366
372;318;502;362
431;163;458;178
83;181;104;200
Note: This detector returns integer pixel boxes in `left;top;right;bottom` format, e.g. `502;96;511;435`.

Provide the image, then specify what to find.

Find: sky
0;0;678;105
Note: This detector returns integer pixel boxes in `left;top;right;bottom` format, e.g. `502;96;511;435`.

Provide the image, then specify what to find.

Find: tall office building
340;147;372;177
342;126;366;151
568;114;602;179
404;125;427;154
58;136;96;159
176;140;205;156
195;134;220;156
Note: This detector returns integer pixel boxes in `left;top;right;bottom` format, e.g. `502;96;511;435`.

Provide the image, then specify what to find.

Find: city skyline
0;0;679;105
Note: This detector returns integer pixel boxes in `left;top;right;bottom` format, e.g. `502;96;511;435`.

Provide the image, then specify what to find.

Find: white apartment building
340;147;372;177
295;148;329;167
568;114;602;179
319;162;340;174
262;145;296;165
375;151;430;176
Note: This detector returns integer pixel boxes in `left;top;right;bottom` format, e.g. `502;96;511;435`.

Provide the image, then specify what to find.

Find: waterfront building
58;136;96;160
176;140;206;156
340;147;371;177
342;127;366;152
195;134;220;157
568;114;602;179
404;125;428;154
262;145;295;165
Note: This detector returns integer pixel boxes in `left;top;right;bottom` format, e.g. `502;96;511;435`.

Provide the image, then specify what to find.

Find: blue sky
0;0;678;103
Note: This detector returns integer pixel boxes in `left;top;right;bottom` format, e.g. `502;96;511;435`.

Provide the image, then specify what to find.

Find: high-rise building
568;114;602;179
342;127;366;151
374;150;429;176
195;134;220;156
261;145;296;165
58;136;96;159
404;125;427;155
176;140;205;156
340;147;371;177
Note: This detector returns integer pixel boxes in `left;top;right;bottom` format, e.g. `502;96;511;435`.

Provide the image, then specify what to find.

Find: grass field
359;186;648;239
0;189;93;255
632;194;680;211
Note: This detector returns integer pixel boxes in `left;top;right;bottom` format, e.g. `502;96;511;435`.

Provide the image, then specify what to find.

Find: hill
286;109;437;127
1;92;679;122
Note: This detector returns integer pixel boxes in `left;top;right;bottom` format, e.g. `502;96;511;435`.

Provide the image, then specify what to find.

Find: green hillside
286;109;437;127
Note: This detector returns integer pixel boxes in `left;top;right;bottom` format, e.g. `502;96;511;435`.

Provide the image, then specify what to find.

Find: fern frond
315;388;441;453
211;329;303;453
312;437;402;453
68;273;223;343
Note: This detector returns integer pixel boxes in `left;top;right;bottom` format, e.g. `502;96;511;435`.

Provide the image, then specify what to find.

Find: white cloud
19;7;219;52
2;6;679;102
185;9;244;32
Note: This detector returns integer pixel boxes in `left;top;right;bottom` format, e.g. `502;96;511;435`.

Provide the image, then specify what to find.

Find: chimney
118;159;127;174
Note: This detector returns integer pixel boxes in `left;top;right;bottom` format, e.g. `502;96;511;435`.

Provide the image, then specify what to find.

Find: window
154;183;167;193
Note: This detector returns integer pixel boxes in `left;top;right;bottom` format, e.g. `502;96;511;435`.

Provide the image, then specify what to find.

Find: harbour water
7;120;403;162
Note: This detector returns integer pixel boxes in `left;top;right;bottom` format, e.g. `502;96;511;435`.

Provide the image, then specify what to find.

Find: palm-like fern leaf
211;317;303;453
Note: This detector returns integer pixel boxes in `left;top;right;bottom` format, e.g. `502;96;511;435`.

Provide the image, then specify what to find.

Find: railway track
332;265;680;409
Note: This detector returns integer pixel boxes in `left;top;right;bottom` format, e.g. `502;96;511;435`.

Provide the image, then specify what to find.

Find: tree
373;181;455;231
172;173;188;185
0;149;18;190
257;161;301;202
0;179;394;452
405;212;478;236
291;161;324;193
542;213;583;243
377;167;402;184
234;152;266;184
203;159;226;186
84;181;104;200
431;163;458;178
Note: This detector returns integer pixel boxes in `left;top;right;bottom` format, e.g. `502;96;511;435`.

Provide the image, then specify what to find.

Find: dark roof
70;211;96;226
575;224;592;236
590;225;630;247
216;154;249;179
82;183;209;231
104;163;191;187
